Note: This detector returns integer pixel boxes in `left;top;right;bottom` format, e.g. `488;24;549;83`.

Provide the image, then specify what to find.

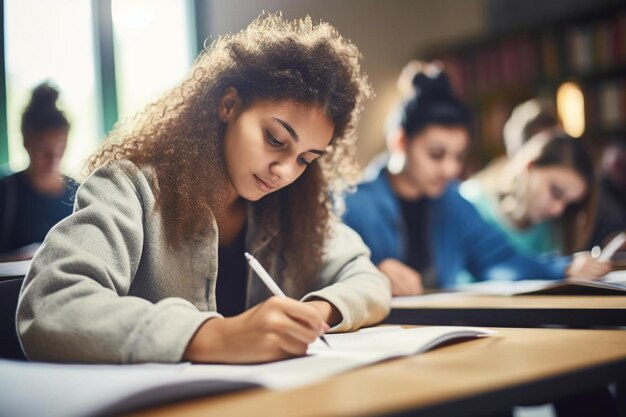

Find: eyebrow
272;116;326;155
273;117;299;142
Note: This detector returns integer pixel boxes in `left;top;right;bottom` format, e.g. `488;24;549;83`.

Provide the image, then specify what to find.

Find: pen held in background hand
244;252;332;348
595;232;626;262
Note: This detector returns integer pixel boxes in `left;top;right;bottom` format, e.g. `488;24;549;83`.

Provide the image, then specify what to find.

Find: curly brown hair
85;13;372;288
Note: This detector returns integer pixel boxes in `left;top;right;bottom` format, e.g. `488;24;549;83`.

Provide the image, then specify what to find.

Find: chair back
0;277;27;360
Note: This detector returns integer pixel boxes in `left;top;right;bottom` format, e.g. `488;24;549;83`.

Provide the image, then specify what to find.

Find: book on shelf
1;325;494;417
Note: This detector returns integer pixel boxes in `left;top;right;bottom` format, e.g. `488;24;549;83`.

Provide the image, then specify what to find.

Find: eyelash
297;156;312;166
550;185;563;200
266;131;312;166
266;132;285;148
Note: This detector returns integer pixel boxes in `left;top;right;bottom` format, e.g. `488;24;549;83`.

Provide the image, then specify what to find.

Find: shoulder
343;173;395;223
62;175;80;193
346;170;390;203
88;160;153;188
0;171;23;186
459;178;485;203
77;160;157;208
434;182;471;208
0;172;12;190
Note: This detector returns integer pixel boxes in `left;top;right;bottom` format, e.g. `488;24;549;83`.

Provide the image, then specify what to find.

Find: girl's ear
386;129;409;154
387;129;409;174
219;88;241;122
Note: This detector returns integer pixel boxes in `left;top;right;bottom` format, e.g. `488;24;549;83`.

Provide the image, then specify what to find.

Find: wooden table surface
127;327;626;417
387;294;626;328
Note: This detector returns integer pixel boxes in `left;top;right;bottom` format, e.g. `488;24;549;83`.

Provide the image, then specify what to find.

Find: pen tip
320;335;332;348
244;252;252;261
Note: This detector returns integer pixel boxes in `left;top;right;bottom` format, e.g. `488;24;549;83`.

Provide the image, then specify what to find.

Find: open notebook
453;270;626;296
1;326;493;417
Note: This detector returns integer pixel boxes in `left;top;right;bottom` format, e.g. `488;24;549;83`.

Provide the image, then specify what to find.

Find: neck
498;194;531;230
512;215;531;230
25;168;64;195
222;185;242;212
387;170;422;200
216;196;247;247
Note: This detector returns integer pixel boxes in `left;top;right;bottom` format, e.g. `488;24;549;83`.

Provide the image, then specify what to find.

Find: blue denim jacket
342;168;570;288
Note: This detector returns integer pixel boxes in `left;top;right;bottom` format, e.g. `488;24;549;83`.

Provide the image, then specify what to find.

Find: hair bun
21;81;69;138
397;60;453;99
28;82;61;112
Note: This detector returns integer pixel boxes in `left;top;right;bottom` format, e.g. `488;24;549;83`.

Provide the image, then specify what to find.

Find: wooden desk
126;328;626;417
386;294;626;328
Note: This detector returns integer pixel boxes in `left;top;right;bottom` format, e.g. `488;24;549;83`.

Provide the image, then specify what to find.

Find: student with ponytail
0;82;78;261
342;61;610;296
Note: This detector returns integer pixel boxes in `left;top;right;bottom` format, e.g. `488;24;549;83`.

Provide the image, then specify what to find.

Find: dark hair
86;14;371;293
534;134;596;252
21;82;70;142
533;135;594;187
391;64;471;139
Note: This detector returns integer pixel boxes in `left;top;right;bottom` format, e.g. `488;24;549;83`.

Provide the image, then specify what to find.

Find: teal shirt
460;179;560;256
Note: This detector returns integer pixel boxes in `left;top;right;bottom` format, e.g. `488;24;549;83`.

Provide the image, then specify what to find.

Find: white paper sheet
0;326;494;417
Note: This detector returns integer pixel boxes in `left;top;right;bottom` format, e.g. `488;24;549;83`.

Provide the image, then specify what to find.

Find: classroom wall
199;0;488;168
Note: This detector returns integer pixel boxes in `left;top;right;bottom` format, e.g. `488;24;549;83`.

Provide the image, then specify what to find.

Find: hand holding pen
183;281;332;363
567;233;625;280
245;252;332;348
591;232;626;262
183;253;333;363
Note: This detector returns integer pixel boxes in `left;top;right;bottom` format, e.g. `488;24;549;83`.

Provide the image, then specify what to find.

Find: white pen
597;232;626;262
244;252;331;348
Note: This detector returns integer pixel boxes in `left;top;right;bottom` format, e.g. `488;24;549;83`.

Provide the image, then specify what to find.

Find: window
5;0;99;177
112;0;193;121
4;0;195;177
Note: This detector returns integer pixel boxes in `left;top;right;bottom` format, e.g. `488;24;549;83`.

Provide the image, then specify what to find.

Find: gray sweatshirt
17;160;391;364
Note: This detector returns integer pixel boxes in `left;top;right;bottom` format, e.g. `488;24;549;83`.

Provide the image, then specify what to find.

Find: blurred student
0;82;78;262
502;98;559;157
342;61;610;297
590;140;626;248
17;14;390;364
460;132;596;256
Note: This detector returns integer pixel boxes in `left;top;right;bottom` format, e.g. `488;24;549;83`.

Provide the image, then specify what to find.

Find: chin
246;193;265;202
241;185;273;202
238;189;263;202
427;186;446;198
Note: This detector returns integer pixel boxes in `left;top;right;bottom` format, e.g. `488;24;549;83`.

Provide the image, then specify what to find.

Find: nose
269;159;300;185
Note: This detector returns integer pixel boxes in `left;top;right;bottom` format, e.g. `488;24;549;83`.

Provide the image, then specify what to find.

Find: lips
254;175;277;192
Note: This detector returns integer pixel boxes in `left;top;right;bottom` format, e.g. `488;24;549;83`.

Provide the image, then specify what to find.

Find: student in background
342;61;610;297
590;139;626;248
460;132;596;256
502;97;559;157
17;14;390;364
0;82;78;261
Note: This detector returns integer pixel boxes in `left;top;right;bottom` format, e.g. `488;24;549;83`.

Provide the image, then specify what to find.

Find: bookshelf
425;3;626;166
